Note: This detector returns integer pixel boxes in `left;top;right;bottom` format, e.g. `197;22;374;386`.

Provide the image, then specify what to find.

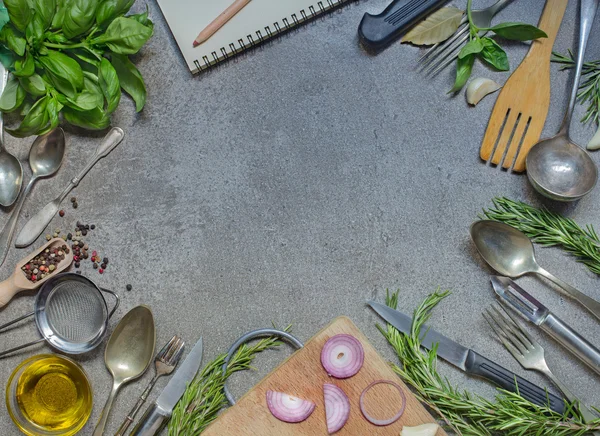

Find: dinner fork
114;335;185;436
484;305;599;425
419;0;512;75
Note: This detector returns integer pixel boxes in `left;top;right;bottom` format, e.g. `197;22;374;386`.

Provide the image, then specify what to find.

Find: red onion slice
323;383;350;434
266;390;316;423
359;380;406;426
321;334;364;379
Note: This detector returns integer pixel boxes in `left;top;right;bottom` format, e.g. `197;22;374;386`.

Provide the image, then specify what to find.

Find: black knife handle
358;0;449;51
465;350;566;414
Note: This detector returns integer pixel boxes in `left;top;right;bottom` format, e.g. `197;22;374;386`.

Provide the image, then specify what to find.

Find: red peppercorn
25;264;30;270
59;210;65;217
92;251;97;257
73;256;79;262
99;268;104;274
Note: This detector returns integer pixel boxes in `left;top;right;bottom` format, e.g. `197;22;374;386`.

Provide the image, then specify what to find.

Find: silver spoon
0;128;65;267
470;220;600;321
0;66;23;207
15;127;125;248
93;305;155;436
526;0;599;202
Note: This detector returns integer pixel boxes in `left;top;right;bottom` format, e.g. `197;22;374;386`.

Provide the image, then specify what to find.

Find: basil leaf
458;38;483;59
51;0;70;30
38;50;84;97
96;0;135;26
25;12;45;46
480;37;509;71
13;50;35;77
0;5;10;32
66;89;104;111
19;73;46;96
489;22;547;41
3;0;32;33
31;0;56;30
69;48;101;68
91;17;153;55
19;98;32;116
128;7;153;32
7;95;50;137
63;106;110;130
0;24;26;56
111;53;145;112
449;54;474;93
0;46;15;69
0;75;26;111
62;0;98;39
98;57;120;113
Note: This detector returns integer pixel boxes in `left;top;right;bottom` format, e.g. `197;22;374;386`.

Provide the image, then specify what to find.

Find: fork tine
486;307;529;355
169;339;185;365
165;337;184;361
423;33;469;74
419;23;469;68
483;310;525;359
418;16;468;64
425;41;465;77
490;306;533;352
157;335;179;359
496;305;538;347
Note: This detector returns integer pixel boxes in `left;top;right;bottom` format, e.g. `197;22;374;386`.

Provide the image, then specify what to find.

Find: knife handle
128;403;170;436
358;0;449;51
464;350;566;414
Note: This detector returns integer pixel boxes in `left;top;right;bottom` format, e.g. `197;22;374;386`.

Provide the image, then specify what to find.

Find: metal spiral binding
192;0;356;73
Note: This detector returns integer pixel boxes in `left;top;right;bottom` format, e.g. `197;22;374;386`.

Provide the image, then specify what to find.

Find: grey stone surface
0;0;599;434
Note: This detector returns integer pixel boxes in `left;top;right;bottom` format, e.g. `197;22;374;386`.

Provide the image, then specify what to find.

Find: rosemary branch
481;197;600;275
168;332;287;435
552;50;600;125
379;290;600;435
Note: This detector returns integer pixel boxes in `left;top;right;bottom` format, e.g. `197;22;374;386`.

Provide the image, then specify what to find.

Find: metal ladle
526;0;600;201
93;305;155;436
470;220;600;321
0;66;23;207
0;128;65;267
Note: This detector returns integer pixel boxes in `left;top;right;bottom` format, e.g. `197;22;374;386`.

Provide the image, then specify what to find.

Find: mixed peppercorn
22;244;70;282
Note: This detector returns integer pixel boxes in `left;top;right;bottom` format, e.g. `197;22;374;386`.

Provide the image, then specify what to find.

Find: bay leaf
401;7;463;45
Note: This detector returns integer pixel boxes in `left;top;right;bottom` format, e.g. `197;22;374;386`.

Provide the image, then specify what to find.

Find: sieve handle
100;287;120;318
0;337;45;358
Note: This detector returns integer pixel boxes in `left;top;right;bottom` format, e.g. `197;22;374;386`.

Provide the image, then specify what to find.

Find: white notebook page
157;0;350;73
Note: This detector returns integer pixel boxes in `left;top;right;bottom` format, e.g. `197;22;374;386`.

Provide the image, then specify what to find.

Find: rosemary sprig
379;290;600;435
552;50;600;125
168;332;287;435
481;197;600;275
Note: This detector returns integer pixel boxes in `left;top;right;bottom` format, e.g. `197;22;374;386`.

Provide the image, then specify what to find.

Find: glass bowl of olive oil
6;354;93;435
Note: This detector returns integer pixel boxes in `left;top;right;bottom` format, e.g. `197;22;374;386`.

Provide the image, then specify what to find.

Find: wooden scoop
0;238;73;307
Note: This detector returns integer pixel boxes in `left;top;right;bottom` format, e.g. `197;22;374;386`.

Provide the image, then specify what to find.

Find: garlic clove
466;77;501;106
587;124;600;150
401;423;440;436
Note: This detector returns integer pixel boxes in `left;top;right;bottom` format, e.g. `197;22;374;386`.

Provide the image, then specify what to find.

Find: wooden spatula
480;0;568;172
0;238;73;307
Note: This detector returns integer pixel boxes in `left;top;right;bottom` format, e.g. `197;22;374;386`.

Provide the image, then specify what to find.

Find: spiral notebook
157;0;356;74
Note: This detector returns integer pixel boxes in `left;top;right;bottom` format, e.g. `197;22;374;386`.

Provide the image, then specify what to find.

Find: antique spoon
0;66;23;207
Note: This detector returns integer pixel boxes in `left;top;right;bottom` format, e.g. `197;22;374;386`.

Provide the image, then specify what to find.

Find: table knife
367;301;566;414
358;0;449;51
129;338;203;436
491;276;600;377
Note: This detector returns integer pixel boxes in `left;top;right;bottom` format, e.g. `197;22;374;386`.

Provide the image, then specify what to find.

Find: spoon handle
0;178;36;268
537;268;600;322
94;382;120;436
558;0;600;135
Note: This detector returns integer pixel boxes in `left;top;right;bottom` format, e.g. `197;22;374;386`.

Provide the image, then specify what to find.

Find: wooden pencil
193;0;252;47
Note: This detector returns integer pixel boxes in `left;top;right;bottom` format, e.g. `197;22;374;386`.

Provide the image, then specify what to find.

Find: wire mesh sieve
0;273;119;357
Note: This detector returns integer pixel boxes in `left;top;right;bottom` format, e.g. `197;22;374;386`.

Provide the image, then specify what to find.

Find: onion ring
359;380;406;426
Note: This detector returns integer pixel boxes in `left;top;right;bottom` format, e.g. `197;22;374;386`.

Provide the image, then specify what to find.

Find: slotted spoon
480;0;568;172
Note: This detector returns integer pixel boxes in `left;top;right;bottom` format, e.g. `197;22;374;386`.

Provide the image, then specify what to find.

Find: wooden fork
480;0;568;172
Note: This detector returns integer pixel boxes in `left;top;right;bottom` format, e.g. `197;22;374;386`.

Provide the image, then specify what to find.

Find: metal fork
114;335;185;436
419;0;512;76
484;305;599;425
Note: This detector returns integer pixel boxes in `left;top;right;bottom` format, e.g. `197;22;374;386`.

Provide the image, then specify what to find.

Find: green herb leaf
489;22;548;41
63;106;110;130
111;53;145;111
66;90;104;111
39;96;61;135
0;75;26;112
480;37;509;71
98;57;120;113
458;38;483;59
0;45;15;69
450;54;474;93
0;24;26;56
96;0;135;26
7;95;50;137
127;7;153;32
0;5;10;32
3;0;32;33
13;50;35;77
38;50;84;97
25;12;45;46
51;0;70;30
62;0;98;39
91;17;153;55
31;0;56;30
19;73;46;96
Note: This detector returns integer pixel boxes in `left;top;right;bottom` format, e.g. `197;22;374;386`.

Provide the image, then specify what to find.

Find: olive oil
15;355;92;433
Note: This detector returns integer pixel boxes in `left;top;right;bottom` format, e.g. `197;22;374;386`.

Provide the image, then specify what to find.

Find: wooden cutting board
204;317;446;435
